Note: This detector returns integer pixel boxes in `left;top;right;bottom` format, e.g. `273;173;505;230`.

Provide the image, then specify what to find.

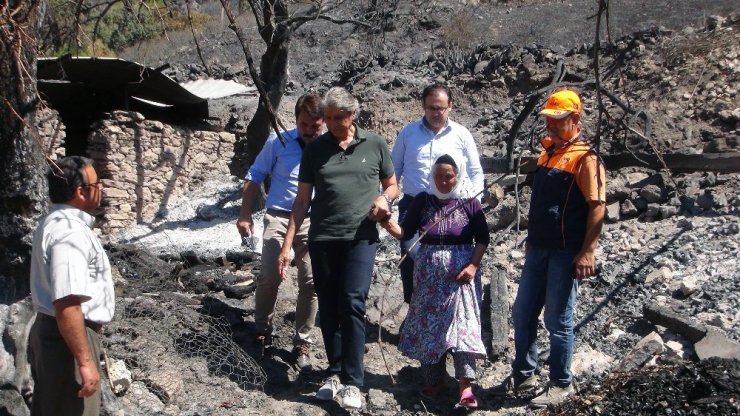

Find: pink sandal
456;389;479;409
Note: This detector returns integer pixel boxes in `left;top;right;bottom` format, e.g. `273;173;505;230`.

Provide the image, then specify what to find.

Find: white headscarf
429;155;470;200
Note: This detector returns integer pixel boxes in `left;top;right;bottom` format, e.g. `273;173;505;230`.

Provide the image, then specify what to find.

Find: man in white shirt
29;156;115;416
391;84;484;303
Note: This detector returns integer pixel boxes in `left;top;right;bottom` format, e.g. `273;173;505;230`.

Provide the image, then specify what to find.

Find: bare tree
226;0;391;177
0;0;395;301
0;0;48;303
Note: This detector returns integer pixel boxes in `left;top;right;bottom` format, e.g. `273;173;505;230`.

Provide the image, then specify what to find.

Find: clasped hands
368;195;392;222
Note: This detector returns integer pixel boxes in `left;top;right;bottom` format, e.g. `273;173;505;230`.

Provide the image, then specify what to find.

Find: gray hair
320;87;359;114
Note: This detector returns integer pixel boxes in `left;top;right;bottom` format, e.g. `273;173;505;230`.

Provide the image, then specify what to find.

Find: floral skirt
398;244;486;365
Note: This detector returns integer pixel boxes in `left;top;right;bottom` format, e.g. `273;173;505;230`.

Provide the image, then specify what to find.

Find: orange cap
539;90;582;119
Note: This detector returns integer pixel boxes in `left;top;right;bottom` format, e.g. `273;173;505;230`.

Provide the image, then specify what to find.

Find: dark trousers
29;313;102;416
398;194;420;304
309;240;377;387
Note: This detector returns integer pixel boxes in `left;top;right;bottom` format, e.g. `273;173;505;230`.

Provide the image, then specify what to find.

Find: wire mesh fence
102;244;266;413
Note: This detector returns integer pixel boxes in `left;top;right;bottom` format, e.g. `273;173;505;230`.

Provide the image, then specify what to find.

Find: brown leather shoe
294;343;313;373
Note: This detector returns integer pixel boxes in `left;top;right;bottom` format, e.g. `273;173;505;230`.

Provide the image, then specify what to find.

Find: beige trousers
254;211;317;345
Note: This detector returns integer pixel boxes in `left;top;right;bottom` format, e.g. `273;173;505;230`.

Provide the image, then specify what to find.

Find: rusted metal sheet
37;56;208;120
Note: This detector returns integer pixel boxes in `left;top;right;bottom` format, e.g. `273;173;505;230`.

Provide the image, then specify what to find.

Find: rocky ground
109;2;740;413
2;1;738;415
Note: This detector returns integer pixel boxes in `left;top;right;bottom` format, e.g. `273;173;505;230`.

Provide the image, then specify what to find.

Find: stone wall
36;107;66;161
88;111;235;233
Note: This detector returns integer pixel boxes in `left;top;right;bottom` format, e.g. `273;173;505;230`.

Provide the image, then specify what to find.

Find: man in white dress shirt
391;84;484;303
29;156;115;416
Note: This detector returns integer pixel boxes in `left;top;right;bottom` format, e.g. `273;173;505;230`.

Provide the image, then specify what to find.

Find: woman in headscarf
278;87;398;410
380;154;488;409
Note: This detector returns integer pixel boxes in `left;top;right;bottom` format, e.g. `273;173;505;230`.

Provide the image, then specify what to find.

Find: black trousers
309;240;377;387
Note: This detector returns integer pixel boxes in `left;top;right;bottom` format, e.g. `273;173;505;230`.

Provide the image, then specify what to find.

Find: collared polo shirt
30;204;115;324
245;128;304;213
391;118;484;199
299;125;394;242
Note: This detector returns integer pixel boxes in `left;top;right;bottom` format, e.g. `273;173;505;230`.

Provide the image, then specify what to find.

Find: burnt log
223;279;255;299
487;268;510;360
481;152;740;174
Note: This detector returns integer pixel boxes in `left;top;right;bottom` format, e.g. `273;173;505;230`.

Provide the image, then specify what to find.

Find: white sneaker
337;385;362;409
316;375;342;401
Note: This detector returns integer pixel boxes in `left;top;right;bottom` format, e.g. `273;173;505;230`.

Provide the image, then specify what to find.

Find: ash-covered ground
93;1;740;415
107;168;739;415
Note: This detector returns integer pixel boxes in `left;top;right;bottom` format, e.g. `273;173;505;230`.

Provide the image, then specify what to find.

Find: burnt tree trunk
0;0;48;303
230;37;291;178
229;0;292;178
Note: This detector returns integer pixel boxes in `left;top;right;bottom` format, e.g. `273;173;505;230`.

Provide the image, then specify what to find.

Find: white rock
144;367;184;404
695;326;740;361
125;381;165;413
572;344;614;377
617;331;665;371
665;340;684;353
696;312;733;330
680;275;700;296
646;267;674;284
625;172;650;186
606;328;625;343
108;359;132;395
510;250;524;260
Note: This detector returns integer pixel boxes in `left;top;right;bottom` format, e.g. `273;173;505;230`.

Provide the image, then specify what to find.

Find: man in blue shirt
391;84;484;303
236;93;324;372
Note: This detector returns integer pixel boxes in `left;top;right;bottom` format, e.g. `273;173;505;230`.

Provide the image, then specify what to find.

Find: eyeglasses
81;181;102;189
424;106;450;113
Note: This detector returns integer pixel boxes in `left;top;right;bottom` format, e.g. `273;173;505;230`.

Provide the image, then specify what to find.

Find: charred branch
481;152;740;174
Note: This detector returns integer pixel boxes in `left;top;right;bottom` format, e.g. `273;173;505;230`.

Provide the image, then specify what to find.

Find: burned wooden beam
223;279;256;299
481;152;740;174
487;268;510;360
602;152;740;173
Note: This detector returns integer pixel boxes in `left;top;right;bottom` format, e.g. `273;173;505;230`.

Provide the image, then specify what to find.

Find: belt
37;312;104;334
266;208;291;217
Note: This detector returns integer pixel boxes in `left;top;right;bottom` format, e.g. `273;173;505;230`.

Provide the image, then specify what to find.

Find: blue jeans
512;245;579;387
398;194;420;304
309;240;377;387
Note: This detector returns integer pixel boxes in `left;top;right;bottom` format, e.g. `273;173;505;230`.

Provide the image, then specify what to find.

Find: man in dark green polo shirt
299;122;395;241
278;87;399;410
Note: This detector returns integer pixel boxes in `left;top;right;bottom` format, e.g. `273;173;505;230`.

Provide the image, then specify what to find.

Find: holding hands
368;194;392;222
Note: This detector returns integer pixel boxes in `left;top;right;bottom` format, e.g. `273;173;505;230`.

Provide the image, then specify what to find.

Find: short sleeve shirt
30;204;115;324
245;128;304;212
576;153;606;203
299;125;395;241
